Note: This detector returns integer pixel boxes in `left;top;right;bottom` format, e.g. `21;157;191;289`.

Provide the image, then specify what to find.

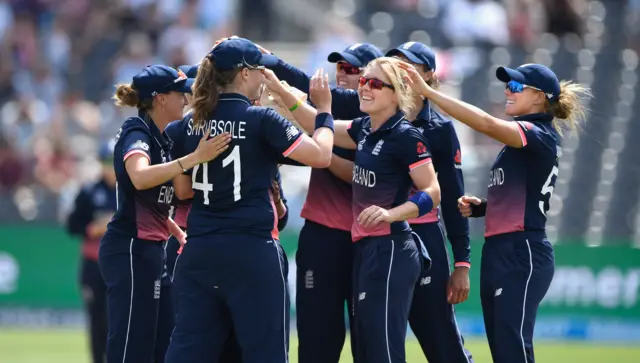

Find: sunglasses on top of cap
235;60;265;71
151;69;188;97
337;61;362;75
359;76;394;91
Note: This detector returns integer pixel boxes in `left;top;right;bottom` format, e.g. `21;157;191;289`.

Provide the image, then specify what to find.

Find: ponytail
192;56;240;128
112;84;153;110
547;80;593;136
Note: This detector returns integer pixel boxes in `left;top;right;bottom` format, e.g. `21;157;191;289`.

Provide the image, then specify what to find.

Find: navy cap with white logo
208;37;279;71
132;65;194;100
327;43;384;68
496;63;561;103
178;64;199;78
386;41;436;71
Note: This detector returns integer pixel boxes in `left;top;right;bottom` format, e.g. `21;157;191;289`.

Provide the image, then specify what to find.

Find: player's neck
146;110;172;132
369;107;398;131
221;85;247;98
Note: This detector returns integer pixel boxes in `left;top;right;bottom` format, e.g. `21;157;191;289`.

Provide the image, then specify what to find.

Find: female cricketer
164;37;334;363
99;64;230;363
66;141;117;363
401;61;591;363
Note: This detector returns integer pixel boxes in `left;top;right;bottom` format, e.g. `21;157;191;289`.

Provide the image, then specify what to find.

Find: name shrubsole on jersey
352;165;376;187
187;118;246;139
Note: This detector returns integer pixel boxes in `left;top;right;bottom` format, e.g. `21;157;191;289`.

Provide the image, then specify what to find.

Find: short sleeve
515;121;557;155
347;117;365;144
398;127;432;172
121;130;153;163
260;107;304;157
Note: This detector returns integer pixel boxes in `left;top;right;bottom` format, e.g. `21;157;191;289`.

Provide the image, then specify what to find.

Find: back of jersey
180;93;303;239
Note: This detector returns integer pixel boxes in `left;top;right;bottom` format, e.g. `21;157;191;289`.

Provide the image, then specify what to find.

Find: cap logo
402;42;416;50
174;69;188;83
349;43;362;51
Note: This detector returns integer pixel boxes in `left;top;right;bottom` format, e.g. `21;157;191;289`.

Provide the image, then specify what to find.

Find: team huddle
68;34;591;363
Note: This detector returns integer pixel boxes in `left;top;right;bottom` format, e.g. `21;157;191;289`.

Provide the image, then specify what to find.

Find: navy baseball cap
178;64;199;78
386;41;436;71
496;64;561;103
99;140;116;162
208;37;279;71
327;43;384;68
132;65;194;100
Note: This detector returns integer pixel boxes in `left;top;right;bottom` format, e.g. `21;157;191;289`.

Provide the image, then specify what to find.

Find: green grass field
1;329;639;363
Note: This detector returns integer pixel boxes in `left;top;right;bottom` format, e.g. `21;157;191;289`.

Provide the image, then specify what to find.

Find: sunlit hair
365;57;419;117
112;84;153;110
191;56;241;128
545;81;593;136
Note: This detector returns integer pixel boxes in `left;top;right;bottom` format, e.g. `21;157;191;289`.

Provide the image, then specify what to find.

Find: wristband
454;262;471;269
469;198;488;218
288;98;303;112
408;191;434;217
315;112;335;132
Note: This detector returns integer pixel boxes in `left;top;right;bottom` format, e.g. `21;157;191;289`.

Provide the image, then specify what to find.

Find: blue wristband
408;191;434;217
315;112;334;133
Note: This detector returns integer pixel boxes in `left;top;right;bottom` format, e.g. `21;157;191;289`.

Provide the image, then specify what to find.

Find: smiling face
336;61;362;90
504;85;546;116
357;64;397;115
156;91;188;121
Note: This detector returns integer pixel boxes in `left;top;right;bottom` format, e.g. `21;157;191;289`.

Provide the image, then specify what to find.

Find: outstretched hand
309;68;331;114
398;61;432;97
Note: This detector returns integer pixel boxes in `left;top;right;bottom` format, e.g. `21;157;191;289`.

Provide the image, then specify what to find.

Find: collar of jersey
137;109;171;150
219;93;251;105
513;113;554;122
368;111;405;133
414;99;431;124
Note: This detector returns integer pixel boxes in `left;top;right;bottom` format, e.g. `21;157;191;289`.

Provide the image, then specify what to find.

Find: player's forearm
388;202;420;222
423;88;496;134
328;154;353;183
129;153;198;191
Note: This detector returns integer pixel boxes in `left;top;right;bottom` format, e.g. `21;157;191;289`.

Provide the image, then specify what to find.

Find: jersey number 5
539;165;558;216
192;145;242;205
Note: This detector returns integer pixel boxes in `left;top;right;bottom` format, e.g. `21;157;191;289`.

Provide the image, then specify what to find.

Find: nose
504;88;511;97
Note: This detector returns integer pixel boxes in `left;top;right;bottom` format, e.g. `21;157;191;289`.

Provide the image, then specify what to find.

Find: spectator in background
442;0;510;46
0;132;25;191
541;0;585;38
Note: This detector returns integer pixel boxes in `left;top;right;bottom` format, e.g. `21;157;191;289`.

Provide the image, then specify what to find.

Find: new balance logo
419;276;431;286
358;292;366;301
495;288;502;297
285;125;299;141
372;139;384;155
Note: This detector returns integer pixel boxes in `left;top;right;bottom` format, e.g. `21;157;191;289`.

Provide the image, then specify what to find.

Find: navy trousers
408;222;473;363
295;220;354;363
99;233;165;363
165;234;289;363
351;233;421;363
481;231;554;363
80;259;108;363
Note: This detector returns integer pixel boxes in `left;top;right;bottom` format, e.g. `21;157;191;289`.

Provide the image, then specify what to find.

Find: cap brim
496;66;526;84
327;52;363;67
175;78;195;94
386;48;425;65
258;53;279;68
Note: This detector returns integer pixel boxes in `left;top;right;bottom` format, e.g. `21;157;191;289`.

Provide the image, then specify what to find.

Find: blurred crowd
0;0;637;230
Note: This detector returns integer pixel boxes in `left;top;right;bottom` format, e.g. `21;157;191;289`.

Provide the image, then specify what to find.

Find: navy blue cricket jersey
347;112;433;241
408;100;470;264
108;111;175;242
485;113;561;237
164;115;193;229
172;93;303;239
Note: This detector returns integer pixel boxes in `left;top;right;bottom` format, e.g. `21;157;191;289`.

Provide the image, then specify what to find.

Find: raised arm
264;69;356;150
399;62;525;148
328;153;354;183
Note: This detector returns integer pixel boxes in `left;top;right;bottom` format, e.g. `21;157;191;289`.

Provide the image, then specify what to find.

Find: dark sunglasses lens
507;81;523;93
370;79;385;90
358;77;367;86
339;63;359;74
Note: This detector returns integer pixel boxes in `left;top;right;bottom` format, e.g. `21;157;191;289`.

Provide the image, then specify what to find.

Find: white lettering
352;165;376;187
188;119;246;139
157;185;174;205
488;168;505;188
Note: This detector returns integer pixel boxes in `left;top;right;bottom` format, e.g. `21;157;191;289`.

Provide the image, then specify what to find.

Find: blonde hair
191;56;241;128
545;80;592;136
112;84;153;110
427;72;440;90
366;57;419;117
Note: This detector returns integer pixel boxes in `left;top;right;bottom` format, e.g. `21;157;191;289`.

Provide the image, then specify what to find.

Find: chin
359;102;374;114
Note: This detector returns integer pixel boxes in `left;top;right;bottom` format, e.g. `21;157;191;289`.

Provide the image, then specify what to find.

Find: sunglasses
359;76;395;91
235;61;265;71
506;80;542;93
337;61;362;75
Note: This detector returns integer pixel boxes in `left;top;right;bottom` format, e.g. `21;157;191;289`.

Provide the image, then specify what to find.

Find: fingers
357;206;384;228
